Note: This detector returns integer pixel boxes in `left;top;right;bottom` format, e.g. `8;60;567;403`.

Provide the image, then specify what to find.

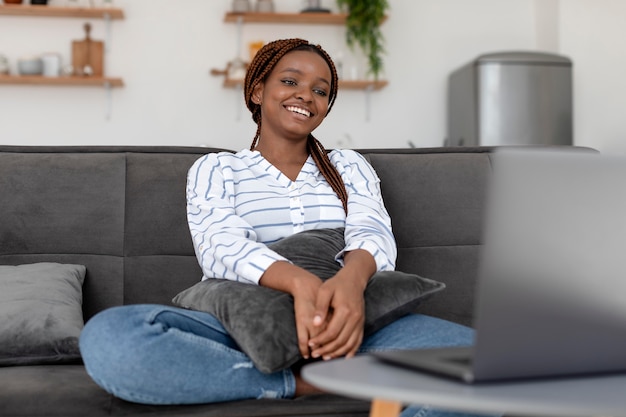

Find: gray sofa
0;145;524;417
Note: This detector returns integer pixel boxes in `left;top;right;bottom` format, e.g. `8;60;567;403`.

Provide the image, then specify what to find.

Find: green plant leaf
337;0;389;79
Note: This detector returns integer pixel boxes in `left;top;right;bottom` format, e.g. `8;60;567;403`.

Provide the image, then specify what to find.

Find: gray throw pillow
173;228;445;374
0;263;86;366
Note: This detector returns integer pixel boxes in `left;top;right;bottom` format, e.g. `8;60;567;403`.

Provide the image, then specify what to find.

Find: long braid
308;134;349;213
243;38;348;213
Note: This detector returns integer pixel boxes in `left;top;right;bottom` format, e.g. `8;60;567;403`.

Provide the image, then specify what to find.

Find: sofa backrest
361;148;493;325
0;147;219;321
0;146;495;326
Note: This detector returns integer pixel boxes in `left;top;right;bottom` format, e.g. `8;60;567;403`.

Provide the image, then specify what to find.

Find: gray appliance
446;51;573;147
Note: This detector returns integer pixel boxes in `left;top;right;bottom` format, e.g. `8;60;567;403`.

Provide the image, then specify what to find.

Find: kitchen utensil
72;23;103;76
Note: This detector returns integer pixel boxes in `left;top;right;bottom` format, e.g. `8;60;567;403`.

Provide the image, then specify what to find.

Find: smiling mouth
285;105;312;118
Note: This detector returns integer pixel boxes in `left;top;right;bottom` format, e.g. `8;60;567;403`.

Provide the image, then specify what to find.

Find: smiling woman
250;50;331;158
79;38;495;417
244;39;345;195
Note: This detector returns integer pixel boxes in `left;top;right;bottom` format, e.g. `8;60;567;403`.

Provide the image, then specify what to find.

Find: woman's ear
251;83;264;105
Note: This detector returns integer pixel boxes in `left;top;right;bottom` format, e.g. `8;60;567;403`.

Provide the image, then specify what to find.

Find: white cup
41;53;61;77
256;0;274;12
232;0;250;12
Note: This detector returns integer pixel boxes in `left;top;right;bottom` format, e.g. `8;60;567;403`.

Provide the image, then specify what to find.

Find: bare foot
294;374;325;397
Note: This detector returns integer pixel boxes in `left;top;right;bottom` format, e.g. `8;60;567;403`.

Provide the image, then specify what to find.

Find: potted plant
337;0;389;80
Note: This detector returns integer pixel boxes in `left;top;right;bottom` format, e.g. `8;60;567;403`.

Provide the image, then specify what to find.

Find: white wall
560;0;626;155
0;0;625;154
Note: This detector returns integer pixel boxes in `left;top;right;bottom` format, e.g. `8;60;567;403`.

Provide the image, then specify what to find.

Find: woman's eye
314;89;328;97
282;79;296;86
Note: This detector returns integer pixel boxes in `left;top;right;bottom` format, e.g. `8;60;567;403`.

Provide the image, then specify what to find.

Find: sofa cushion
173;228;445;374
0;365;371;417
0;263;86;366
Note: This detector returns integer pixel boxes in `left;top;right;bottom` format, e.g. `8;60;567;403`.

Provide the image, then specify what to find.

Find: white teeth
286;106;311;117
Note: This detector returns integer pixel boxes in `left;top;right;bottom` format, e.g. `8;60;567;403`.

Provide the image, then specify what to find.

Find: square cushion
173;229;444;373
0;263;86;366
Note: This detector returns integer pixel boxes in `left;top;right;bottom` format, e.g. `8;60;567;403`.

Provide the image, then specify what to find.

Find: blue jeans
79;304;491;417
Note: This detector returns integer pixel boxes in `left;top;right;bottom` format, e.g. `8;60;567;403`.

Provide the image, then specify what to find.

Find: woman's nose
295;86;312;101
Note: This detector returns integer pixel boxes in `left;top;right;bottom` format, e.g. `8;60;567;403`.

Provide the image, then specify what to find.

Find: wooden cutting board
72;23;103;76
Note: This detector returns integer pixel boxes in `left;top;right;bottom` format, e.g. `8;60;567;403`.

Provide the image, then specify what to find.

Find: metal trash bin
446;51;573;147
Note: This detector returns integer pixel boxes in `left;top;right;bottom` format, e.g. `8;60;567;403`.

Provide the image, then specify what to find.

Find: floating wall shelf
0;4;125;119
224;11;386;25
0;4;124;19
0;75;124;88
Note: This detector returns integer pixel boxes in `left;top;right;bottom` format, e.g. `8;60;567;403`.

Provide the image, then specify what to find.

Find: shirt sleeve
331;150;397;271
186;153;288;284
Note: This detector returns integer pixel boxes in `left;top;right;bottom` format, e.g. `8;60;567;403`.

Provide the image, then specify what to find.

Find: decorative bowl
17;57;44;76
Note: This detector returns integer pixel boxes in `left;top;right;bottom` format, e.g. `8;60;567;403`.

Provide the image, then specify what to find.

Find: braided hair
243;38;348;213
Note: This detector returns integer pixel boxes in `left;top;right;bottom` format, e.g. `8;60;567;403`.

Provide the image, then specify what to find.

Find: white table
302;355;626;417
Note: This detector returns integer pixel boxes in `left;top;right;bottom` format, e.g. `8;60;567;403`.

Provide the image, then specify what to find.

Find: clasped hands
260;249;376;361
293;271;367;361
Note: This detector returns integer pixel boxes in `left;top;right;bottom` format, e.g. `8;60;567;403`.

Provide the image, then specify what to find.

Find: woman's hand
307;275;366;360
307;249;376;360
291;276;325;358
259;261;324;359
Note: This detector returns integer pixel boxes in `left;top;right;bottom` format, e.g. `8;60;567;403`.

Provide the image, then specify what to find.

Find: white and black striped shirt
186;148;396;284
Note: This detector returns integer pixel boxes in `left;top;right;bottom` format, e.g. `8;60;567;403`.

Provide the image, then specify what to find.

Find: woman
80;38;489;417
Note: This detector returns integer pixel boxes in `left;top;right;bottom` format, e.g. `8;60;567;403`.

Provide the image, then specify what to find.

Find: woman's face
253;49;332;141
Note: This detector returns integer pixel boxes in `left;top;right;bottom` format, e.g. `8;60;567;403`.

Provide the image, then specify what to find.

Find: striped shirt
186;148;396;284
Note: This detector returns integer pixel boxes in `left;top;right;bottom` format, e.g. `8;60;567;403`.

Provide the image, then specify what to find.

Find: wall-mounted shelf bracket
104;12;112;53
104;80;112;120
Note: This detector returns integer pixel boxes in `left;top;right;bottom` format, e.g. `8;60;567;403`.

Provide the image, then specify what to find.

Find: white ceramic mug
256;0;274;12
41;53;61;77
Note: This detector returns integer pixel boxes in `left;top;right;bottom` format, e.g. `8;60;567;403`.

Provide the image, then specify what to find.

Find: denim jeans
80;304;493;417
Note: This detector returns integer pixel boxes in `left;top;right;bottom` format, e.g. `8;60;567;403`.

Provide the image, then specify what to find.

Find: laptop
374;148;626;383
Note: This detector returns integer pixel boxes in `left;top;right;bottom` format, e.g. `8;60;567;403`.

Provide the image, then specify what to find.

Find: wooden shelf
222;78;387;91
224;11;386;25
0;75;124;87
0;4;124;19
339;80;388;90
0;5;125;119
